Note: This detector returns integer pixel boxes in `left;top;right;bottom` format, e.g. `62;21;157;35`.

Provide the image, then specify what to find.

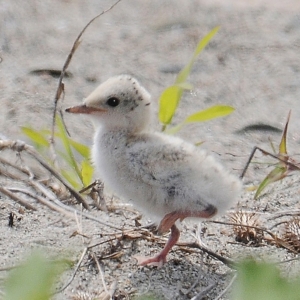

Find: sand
1;1;300;299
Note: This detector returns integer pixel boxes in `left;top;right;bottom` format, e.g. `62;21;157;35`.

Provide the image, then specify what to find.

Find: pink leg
135;205;217;267
159;204;217;233
136;224;180;268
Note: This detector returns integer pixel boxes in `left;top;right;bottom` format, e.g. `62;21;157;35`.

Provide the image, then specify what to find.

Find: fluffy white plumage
66;75;241;267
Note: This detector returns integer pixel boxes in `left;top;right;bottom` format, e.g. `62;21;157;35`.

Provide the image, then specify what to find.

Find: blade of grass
56;115;82;184
278;110;291;160
166;105;234;134
60;169;81;190
159;26;220;129
254;166;287;199
21;127;50;148
184;105;234;123
69;139;90;158
176;26;220;84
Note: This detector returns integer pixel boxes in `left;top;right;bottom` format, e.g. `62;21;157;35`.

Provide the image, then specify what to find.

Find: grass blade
175;26;220;84
159;27;220;129
184;105;234;124
278;110;291;158
254;166;287;199
21;127;50;148
56;115;82;184
69;139;90;158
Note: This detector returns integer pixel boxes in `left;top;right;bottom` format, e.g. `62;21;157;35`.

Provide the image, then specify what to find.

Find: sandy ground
1;0;300;299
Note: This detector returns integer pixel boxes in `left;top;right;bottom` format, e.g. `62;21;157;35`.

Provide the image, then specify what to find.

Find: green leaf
4;251;66;300
56;115;82;183
55;133;90;159
21;127;49;148
159;85;182;125
56;150;76;170
175;82;194;90
193;26;220;58
184;105;234;123
278;110;291;159
175;26;220;84
159;27;220;129
233;260;300;300
69;139;90;159
81;159;94;187
165;105;234;134
60;169;81;189
254;165;287;199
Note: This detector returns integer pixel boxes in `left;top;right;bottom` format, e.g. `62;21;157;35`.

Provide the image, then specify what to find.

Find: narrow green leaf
159;85;182;125
159;27;220;130
176;82;193;90
56;115;82;183
21;127;49;148
269;138;277;154
175;62;193;85
184;105;234;124
165;105;234;134
60;169;81;189
193;26;220;57
175;26;220;84
81;159;94;187
55;133;90;159
56;150;73;168
69;139;90;159
194;141;205;146
278;110;291;158
254;166;287;199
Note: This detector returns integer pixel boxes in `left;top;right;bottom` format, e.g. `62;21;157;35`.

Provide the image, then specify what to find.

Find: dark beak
65;105;106;114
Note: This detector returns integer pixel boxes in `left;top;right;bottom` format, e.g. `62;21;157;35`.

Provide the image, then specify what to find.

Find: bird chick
66;75;241;267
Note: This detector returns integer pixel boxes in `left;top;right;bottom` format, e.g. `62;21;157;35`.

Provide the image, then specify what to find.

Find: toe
133;254;165;268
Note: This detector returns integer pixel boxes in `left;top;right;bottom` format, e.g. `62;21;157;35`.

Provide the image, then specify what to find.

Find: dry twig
0;186;36;211
240;146;300;179
54;247;88;294
0;139;89;209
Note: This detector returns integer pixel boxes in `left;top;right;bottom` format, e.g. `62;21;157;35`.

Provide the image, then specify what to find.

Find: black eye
106;97;120;107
